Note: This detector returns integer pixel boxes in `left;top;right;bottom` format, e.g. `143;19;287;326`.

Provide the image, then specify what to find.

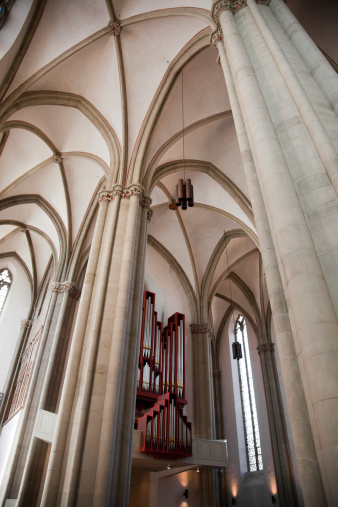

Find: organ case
136;291;192;458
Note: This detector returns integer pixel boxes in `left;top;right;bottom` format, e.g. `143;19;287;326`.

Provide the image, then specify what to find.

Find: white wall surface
220;312;277;507
0;258;31;391
0;411;22;486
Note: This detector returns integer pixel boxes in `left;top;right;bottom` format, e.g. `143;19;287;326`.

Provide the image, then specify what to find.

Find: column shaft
191;324;214;440
215;31;326;507
257;343;298;507
40;185;151;507
213;370;224;439
92;194;141;506
218;8;338;503
63;193;122;507
270;0;338;116
40;198;109;507
247;0;338;195
111;205;149;506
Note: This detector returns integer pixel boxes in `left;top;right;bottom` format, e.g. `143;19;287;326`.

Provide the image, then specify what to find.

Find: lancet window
235;315;263;472
0;268;12;315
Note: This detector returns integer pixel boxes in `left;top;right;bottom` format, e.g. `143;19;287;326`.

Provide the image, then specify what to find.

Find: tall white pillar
40;185;151;507
212;30;325;507
269;0;338;116
211;1;338;505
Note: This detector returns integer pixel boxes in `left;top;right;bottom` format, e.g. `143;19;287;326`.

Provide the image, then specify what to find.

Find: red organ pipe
137;291;192;458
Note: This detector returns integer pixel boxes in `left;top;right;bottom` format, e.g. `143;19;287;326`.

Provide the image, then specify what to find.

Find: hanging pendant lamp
175;71;194;210
176;178;194;210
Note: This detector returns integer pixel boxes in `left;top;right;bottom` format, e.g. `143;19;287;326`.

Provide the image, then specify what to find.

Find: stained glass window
235;315;263;472
0;268;12;315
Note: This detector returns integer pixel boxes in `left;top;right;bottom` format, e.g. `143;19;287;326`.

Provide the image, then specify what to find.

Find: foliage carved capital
191;323;213;336
21;319;33;329
52;281;81;300
99;185;152;210
211;0;247;24
257;342;275;355
210;29;223;49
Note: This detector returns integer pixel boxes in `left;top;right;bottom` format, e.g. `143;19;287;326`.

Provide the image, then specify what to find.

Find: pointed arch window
235;315;263;472
0;268;12;315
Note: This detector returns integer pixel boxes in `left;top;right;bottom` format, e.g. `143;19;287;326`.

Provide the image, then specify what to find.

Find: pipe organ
136;291;192;458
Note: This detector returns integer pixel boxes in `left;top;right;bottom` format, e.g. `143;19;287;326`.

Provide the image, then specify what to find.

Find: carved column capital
52;281;81;300
210;28;223;49
211;0;247;24
257;342;275;355
98;185;152;216
98;185;123;204
108;20;121;36
191;323;213;338
21;319;33;329
147;208;153;221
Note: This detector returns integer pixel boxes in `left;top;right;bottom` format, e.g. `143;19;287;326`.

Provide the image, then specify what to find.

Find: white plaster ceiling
113;0;212;20
0;0;329;332
5;0;109;97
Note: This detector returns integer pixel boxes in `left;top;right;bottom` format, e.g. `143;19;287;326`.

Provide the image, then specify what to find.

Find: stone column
191;323;215;440
40;184;151;507
191;323;216;506
269;0;338;116
39;191;113;507
213;370;226;507
16;282;81;506
211;4;328;506
198;467;216;507
211;2;338;504
246;0;338;195
257;342;298;507
213;370;224;439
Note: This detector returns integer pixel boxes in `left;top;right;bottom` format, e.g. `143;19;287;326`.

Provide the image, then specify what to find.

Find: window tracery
235;315;263;472
0;268;12;315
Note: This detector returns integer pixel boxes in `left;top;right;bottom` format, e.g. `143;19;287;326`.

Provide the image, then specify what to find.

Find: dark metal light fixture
272;495;277;504
175;72;194;211
232;341;242;360
232;498;237;505
176;178;194;210
183;489;189;499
